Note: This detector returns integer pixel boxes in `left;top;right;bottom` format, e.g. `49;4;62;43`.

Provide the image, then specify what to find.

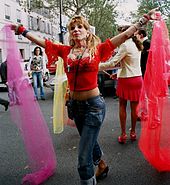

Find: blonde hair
67;15;101;57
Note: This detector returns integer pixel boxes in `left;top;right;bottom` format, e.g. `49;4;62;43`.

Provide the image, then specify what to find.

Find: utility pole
59;0;64;43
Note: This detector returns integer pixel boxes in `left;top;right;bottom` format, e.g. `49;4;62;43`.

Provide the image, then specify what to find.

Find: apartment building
0;0;69;64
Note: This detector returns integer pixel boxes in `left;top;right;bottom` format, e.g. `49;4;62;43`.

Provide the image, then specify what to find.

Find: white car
49;74;67;91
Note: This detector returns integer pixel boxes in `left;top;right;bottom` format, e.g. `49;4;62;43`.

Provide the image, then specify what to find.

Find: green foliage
85;0;118;41
30;0;44;9
46;0;118;41
136;0;170;36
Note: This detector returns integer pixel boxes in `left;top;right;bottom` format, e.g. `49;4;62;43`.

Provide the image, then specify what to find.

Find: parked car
98;70;117;97
46;61;57;74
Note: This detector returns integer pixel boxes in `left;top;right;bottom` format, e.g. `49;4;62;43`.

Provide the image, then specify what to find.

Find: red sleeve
45;39;65;66
97;39;116;62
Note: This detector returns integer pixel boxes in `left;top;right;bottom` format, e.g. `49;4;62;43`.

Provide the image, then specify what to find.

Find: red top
45;39;115;91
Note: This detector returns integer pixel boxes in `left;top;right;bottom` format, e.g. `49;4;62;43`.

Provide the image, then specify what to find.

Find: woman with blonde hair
12;9;158;185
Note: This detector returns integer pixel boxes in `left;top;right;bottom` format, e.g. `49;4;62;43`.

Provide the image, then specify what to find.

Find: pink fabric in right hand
2;25;56;184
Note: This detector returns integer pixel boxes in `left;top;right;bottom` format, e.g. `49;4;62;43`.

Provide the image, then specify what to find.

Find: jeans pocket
86;97;106;127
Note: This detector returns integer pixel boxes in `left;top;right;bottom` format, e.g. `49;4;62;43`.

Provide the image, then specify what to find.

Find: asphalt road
0;86;170;185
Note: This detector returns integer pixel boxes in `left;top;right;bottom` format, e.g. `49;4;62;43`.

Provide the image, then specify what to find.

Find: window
16;9;21;23
47;23;51;34
44;22;48;33
20;49;25;59
32;17;38;30
28;15;33;29
39;20;45;32
5;4;11;20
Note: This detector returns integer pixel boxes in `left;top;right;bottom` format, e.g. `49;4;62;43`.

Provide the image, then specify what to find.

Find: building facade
0;0;69;64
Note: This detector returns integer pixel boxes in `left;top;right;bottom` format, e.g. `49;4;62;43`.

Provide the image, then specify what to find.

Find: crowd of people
0;7;163;185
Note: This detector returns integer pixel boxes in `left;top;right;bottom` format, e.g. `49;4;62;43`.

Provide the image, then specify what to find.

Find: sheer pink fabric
2;25;56;184
137;16;170;171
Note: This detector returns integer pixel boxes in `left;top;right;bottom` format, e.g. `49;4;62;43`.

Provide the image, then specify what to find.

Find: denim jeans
72;96;106;181
32;71;45;98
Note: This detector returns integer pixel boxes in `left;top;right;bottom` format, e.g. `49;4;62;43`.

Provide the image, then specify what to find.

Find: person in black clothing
0;60;7;84
0;97;9;111
136;29;150;77
0;61;9;111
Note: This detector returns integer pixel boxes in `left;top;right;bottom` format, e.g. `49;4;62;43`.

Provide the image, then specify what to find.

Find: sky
115;0;139;25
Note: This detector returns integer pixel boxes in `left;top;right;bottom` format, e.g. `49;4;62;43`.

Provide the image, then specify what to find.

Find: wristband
143;14;150;21
22;30;30;37
17;25;26;35
139;17;148;26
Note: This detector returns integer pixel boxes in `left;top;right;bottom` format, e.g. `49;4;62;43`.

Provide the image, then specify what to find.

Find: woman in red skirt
99;25;143;143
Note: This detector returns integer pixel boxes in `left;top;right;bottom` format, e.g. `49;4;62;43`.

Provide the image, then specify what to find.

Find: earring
86;33;89;38
70;39;75;46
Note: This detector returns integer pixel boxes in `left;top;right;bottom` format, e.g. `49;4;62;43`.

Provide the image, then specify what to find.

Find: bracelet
143;14;150;21
139;17;148;26
22;30;29;37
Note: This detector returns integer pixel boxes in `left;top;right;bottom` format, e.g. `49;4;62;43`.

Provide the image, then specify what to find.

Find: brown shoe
95;160;109;181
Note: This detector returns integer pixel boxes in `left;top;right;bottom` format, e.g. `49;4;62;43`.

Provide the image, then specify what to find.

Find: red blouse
45;39;115;91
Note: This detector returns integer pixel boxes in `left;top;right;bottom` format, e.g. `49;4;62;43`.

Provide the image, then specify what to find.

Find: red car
46;62;57;74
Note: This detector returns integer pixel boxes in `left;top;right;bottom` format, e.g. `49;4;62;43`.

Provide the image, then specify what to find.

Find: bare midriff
70;87;100;101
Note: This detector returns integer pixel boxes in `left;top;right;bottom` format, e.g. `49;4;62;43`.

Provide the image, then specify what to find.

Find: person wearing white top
28;46;46;100
99;25;143;144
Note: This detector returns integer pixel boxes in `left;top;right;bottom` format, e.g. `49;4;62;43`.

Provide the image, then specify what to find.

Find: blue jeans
72;96;106;181
32;71;45;98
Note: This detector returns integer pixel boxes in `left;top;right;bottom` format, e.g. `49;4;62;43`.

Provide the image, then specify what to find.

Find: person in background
11;8;158;185
112;68;118;99
99;25;143;144
28;46;46;100
0;60;7;84
0;97;9;111
0;61;9;111
136;28;150;77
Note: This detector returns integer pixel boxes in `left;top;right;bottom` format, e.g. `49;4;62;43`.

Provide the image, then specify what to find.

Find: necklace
75;48;86;59
76;54;83;60
67;47;87;72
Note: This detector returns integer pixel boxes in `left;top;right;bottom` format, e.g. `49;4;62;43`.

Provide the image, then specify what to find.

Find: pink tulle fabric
2;25;56;184
137;16;170;171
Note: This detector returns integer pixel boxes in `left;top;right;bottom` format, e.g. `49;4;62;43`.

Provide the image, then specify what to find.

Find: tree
135;0;170;36
86;0;118;41
46;0;118;41
157;0;170;32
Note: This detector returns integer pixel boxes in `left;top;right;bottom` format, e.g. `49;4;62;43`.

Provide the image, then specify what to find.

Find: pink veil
2;25;56;184
137;15;170;171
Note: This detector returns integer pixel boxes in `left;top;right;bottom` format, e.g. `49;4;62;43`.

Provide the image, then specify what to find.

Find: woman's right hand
11;24;17;30
10;24;18;34
10;24;26;35
10;24;46;48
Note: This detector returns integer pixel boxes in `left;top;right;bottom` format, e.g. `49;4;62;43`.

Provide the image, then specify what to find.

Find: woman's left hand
147;7;161;20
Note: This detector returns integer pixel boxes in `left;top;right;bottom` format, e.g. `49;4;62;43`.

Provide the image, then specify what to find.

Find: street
0;86;170;185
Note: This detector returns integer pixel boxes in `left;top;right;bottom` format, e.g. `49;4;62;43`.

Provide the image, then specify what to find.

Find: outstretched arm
99;44;126;71
11;25;45;48
110;8;159;48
